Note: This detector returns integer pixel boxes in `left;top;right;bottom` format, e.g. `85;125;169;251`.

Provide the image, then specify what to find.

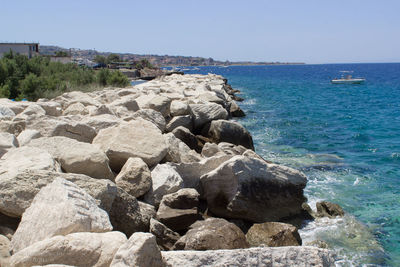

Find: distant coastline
39;45;305;67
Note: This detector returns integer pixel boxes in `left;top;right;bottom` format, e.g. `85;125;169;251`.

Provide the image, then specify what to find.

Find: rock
0;146;60;177
0;235;10;267
53;91;101;108
166;115;193;132
171;154;233;191
172;126;202;153
108;95;139;112
201;142;224;157
19;104;46;117
218;142;248;155
162;246;335;267
87;104;114;116
229;100;245;117
144;164;184;208
115;157;152;198
138;201;156;227
79;114;122;133
110;232;164;267
10;231;127;267
206;120;254;150
10;178;113;253
163;133;202;164
246;222;302;247
0;212;19;239
0;105;15;118
150;218;180;251
136;94;172;117
156;189;201;232
0;132;18;158
173;218;248;250
131;109;166;132
28;136;114;180
316;201;345;218
200;155;307;222
0;169;117;217
92;119;168;171
0;118;26;135
28;117;97;143
108;187;148;237
16;129;41;146
62;102;88;116
170;100;189;116
37;101;62;116
189;103;228;129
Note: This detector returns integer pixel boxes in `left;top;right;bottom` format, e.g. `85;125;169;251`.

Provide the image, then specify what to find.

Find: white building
0;43;39;58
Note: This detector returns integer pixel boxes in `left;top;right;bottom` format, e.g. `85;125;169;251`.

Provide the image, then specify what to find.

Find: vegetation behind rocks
0;52;130;101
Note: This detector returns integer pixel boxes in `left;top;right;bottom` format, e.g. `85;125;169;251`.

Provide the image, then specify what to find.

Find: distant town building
0;43;39;58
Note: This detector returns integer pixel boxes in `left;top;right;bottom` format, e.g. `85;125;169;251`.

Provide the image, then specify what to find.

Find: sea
180;64;400;266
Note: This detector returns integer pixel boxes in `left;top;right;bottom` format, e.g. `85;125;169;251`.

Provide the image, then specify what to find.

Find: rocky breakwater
0;74;335;266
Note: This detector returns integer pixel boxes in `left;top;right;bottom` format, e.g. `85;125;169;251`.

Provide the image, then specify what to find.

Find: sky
1;0;400;64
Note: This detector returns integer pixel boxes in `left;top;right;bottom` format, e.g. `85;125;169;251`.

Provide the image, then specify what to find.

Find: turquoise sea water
183;64;400;266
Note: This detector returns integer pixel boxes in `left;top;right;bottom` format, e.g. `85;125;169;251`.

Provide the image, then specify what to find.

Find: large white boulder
0;146;60;177
163;133;202;164
110;232;164;267
92;119;168;171
0;169;117;217
162;246;335;267
0;132;18;158
170;100;189;116
200;155;307;222
144;164;184;207
189;103;228;129
28;136;114;180
115;157;152;198
10;231;127;267
131;109;166;132
136;94;171;117
10;178;113;253
0;105;15;118
16;129;41;146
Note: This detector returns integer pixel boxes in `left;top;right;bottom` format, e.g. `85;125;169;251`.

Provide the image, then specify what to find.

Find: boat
331;71;365;84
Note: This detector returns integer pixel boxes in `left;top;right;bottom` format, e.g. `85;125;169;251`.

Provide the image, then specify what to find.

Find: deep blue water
182;64;400;266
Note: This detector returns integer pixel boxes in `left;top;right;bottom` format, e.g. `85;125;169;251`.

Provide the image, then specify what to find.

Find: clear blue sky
1;0;399;63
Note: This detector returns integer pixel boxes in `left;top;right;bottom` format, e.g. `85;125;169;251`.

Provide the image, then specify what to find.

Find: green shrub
0;52;130;101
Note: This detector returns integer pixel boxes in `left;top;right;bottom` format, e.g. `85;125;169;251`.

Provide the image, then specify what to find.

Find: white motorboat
331;71;365;84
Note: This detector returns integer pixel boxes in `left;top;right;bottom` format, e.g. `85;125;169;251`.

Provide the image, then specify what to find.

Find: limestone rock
136;94;171;117
92;119;168;171
10;178;112;253
28;136;114;180
316;201;345;218
0;105;15;118
87;104;114;116
63;102;88;116
166;115;193;132
206;120;254;150
170;100;189;116
131;109;166;132
19;104;46;117
189;103;228;129
16;129;41;146
144;164;184;207
108;95;139;112
37;101;62;116
172;126;201;153
246;222;302;247
115;157;152;198
0;118;26;135
0;235;10;267
200;155;307;222
0;132;18;158
108;187;148;237
79;114;122;133
150;218;180;251
174;218;248;250
53;91;101;108
110;232;164;267
229;100;245;117
156;189;201;232
138;201;156;227
10;232;127;267
162;246;335;267
0;169;117;217
201;142;224;157
0;146;60;177
163;133;202;164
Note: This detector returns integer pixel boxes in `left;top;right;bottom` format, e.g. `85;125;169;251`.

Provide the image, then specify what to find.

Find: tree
55;51;68;57
107;54;120;63
94;55;107;65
